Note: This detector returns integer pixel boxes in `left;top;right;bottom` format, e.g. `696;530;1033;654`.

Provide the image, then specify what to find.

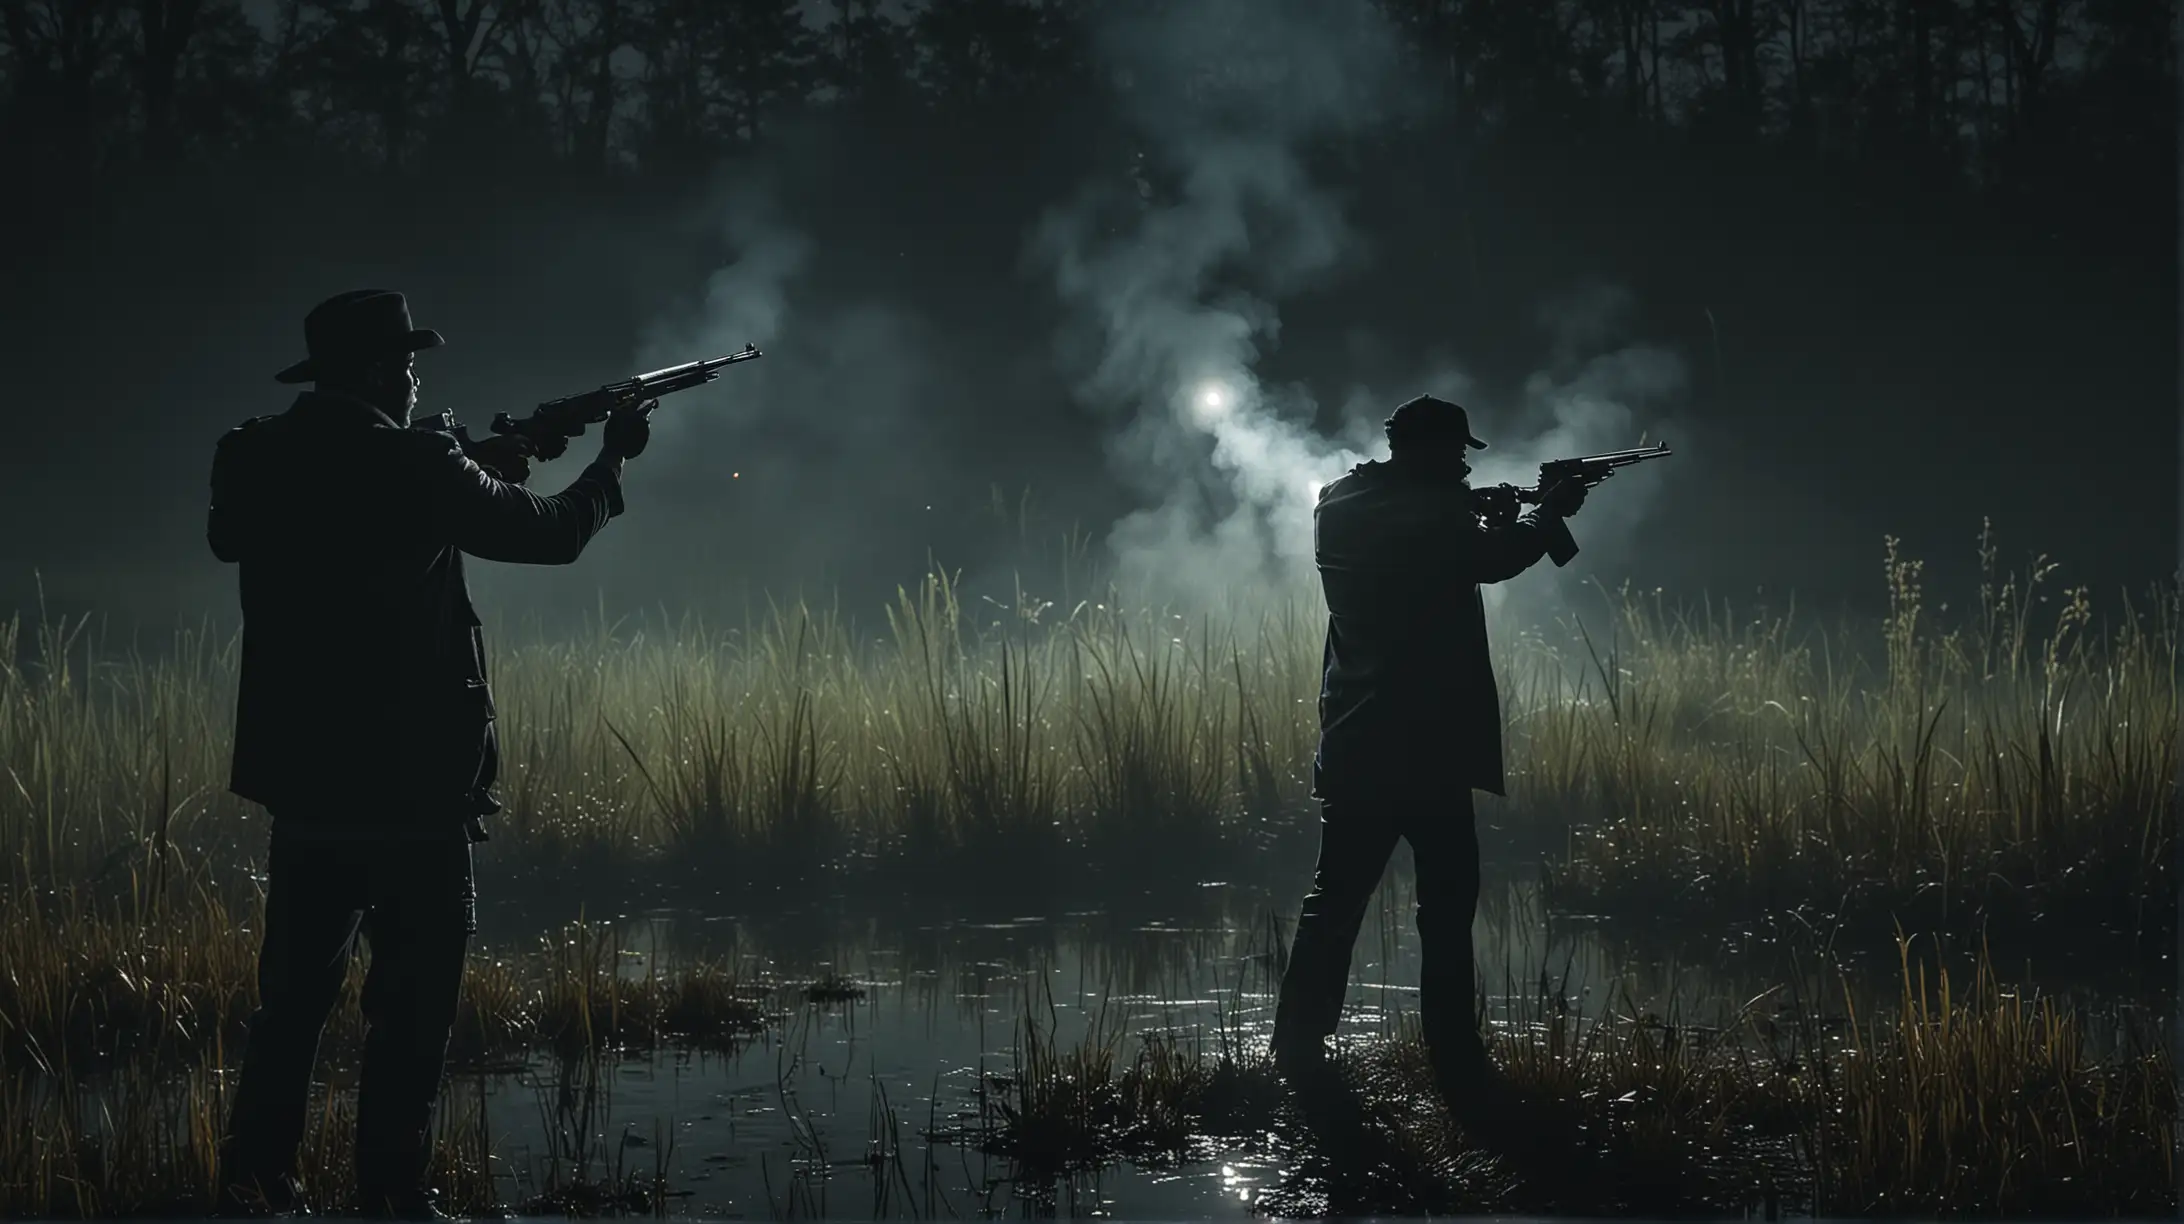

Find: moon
1188;380;1234;426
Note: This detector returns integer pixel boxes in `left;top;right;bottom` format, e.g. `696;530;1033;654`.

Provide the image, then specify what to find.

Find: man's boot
1271;1030;1331;1082
1429;1038;1516;1132
357;1127;452;1221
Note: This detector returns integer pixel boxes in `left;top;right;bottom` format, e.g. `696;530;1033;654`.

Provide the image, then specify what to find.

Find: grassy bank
0;1039;680;1219
0;880;766;1217
959;940;2175;1217
0;530;2171;938
0;880;769;1076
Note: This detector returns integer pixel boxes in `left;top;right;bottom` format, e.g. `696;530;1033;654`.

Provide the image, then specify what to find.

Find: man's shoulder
339;416;467;481
220;414;280;438
1321;462;1448;512
211;413;295;480
1318;462;1381;500
383;421;465;460
1318;463;1477;537
215;413;282;450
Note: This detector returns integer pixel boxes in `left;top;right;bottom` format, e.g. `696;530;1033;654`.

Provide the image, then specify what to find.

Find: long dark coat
207;392;624;834
1311;460;1575;798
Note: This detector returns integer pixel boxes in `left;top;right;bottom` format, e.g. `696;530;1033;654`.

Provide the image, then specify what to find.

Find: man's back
1312;460;1572;797
214;396;476;670
210;391;622;827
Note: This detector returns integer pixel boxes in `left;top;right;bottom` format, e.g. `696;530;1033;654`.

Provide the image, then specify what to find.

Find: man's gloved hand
1541;479;1588;518
464;434;534;485
602;398;658;461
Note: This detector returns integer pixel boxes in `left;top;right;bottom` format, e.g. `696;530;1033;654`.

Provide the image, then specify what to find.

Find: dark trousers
219;830;477;1200
1273;784;1485;1074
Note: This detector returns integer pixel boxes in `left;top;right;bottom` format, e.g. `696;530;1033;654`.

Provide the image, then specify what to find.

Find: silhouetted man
1271;394;1585;1123
208;290;654;1219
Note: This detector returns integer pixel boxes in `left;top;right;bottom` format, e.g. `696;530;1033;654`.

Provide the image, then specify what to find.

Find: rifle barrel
1580;443;1671;462
632;345;763;388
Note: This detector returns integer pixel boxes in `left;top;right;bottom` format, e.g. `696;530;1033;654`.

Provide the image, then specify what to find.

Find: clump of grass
1807;936;2173;1215
954;1014;1282;1173
0;880;260;1072
960;939;2175;1218
0;882;766;1074
509;916;768;1060
803;972;866;1003
871;575;1070;875
0;1060;504;1219
0;1029;686;1218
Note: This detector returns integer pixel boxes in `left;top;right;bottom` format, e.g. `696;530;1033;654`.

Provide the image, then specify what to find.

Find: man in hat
1269;393;1587;1127
208;290;655;1218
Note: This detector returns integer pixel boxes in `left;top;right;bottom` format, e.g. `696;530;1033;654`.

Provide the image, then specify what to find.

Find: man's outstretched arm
1450;482;1585;584
410;431;626;566
1452;511;1574;584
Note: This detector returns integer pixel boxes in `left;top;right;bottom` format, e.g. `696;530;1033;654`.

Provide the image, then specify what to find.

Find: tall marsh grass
1535;529;2176;933
0;530;2170;932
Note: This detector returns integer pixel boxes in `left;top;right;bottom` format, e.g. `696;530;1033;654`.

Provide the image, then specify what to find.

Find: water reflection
460;858;2162;1216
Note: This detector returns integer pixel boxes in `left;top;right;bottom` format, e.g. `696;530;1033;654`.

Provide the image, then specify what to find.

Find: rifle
1473;441;1672;567
418;344;764;460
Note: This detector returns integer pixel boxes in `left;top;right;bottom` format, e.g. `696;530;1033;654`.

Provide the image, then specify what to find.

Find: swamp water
446;853;2162;1219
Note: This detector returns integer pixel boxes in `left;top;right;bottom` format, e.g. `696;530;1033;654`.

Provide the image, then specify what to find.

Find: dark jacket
208;391;624;835
1312;459;1575;798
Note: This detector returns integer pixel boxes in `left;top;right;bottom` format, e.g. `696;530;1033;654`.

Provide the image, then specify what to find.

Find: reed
0;529;2168;934
1532;528;2176;937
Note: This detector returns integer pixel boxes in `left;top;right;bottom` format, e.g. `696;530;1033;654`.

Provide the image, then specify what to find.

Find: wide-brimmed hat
274;289;445;384
1384;393;1488;451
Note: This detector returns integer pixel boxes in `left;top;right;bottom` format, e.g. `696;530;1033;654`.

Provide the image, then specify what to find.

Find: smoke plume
467;171;958;619
1464;284;1691;623
1032;1;1690;625
634;177;811;439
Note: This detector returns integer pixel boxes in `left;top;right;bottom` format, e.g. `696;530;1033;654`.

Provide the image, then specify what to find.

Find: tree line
0;0;2167;202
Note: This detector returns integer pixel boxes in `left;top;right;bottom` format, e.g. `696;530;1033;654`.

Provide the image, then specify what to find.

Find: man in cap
1269;393;1586;1126
208;290;654;1218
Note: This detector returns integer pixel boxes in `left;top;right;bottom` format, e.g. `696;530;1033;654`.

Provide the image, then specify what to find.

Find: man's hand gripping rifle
490;343;764;461
1473;442;1673;567
422;345;764;479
